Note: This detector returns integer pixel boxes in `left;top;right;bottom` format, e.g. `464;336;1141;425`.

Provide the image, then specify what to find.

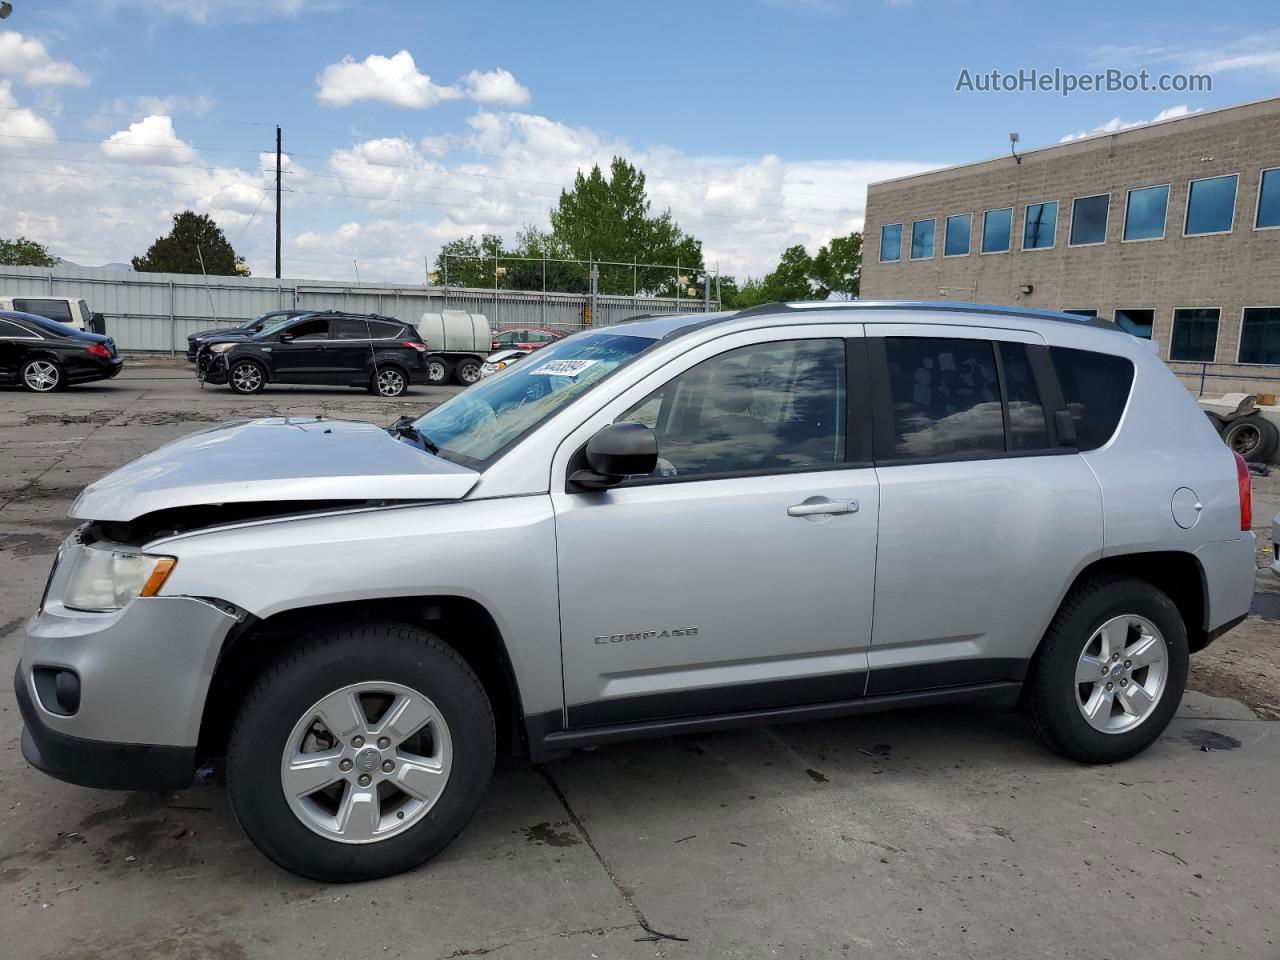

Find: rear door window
998;342;1051;450
13;299;73;324
1049;347;1135;450
882;337;1005;459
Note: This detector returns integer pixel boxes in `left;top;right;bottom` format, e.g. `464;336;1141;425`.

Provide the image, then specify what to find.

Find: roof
616;300;1119;340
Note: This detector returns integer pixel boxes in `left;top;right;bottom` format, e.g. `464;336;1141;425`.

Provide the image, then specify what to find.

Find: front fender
155;498;563;715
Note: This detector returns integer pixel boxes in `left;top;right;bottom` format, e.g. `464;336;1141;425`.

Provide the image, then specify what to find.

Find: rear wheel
371;366;408;397
226;622;495;882
425;356;451;385
21;358;64;392
228;360;266;394
1221;414;1278;463
1024;575;1188;764
453;357;482;386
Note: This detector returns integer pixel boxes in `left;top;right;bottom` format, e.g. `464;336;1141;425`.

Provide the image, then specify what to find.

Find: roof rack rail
729;299;1120;331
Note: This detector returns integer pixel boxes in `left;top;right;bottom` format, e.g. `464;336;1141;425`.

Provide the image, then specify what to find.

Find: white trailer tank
416;310;493;385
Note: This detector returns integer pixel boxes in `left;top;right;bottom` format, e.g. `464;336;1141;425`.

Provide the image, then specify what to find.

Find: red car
490;327;566;352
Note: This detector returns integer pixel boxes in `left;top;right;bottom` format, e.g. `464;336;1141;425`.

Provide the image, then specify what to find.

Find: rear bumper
17;664;196;791
67;357;123;384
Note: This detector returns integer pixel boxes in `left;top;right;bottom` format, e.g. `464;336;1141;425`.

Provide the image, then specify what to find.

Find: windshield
254;313;311;338
414;331;655;465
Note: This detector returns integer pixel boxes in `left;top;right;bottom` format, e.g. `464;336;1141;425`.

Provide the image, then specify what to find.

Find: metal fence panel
0;264;718;353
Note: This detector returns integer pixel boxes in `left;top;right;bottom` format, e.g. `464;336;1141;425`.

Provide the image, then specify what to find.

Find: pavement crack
436;923;643;959
536;765;688;948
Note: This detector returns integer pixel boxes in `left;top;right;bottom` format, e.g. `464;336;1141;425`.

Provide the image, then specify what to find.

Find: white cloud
0;32;89;87
1090;31;1280;80
461;68;531;106
102;115;199;164
110;93;216;118
0;82;56;143
317;51;465;109
316;52;533;111
1059;104;1200;143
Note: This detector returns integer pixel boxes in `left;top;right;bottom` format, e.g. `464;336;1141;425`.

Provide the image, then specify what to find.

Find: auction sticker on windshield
529;358;599;377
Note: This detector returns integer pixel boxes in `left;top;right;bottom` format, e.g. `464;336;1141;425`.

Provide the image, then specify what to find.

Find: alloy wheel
280;681;453;844
1228;422;1261;456
1075;615;1168;734
231;363;263;392
377;369;406;396
23;360;60;392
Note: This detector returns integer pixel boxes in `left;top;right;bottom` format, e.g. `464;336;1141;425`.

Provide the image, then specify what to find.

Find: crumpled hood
70;417;479;522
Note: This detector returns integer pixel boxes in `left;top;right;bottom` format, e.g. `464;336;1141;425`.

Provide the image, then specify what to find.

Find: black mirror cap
572;421;658;490
278;332;295;343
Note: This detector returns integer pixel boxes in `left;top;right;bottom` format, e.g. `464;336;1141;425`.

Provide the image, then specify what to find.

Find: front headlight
63;547;177;612
209;343;234;354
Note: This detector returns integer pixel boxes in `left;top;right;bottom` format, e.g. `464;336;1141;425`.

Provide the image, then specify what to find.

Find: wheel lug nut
1120;679;1128;687
351;736;364;748
357;773;371;787
1106;682;1113;690
1101;665;1109;675
1112;653;1120;661
382;760;395;773
339;758;353;772
1124;660;1132;669
377;737;390;749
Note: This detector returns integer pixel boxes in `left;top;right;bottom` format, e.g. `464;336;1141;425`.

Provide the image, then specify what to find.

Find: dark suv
198;313;429;396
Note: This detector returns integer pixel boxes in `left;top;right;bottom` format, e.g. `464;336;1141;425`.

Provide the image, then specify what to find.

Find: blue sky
1;0;1277;280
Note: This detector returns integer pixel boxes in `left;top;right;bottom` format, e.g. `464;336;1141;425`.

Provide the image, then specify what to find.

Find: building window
1256;168;1280;229
910;219;935;259
982;207;1012;253
880;223;902;262
1115;309;1154;339
1169;308;1220;362
1064;309;1097;318
1123;185;1170;241
1239;307;1280;365
1022;201;1058;249
1070;194;1109;246
1184;174;1238;236
944;214;971;256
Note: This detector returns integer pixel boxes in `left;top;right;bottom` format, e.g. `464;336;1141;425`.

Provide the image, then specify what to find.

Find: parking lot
2;361;1279;960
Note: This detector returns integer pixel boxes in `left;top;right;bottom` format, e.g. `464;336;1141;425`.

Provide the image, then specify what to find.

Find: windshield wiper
387;415;438;454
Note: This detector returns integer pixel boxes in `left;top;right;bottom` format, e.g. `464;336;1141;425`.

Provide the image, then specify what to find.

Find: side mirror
279;332;295;343
569;422;658;491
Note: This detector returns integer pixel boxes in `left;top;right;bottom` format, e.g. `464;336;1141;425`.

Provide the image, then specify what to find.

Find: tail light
1234;451;1252;531
401;341;426;353
86;343;111;359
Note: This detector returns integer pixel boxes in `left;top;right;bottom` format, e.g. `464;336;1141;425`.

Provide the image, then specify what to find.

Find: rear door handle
787;497;858;517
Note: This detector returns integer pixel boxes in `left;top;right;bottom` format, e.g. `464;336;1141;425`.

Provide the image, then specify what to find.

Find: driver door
270;316;333;381
551;326;879;728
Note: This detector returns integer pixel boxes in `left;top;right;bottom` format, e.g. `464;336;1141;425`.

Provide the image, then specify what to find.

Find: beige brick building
861;96;1280;396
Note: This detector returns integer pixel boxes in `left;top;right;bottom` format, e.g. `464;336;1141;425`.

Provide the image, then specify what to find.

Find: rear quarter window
1049;347;1135;450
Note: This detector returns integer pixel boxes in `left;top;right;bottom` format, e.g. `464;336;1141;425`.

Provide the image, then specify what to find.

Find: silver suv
15;301;1256;882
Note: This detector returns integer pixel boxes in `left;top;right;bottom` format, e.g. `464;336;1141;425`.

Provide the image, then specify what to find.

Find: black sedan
185;308;312;361
198;313;430;397
0;310;123;392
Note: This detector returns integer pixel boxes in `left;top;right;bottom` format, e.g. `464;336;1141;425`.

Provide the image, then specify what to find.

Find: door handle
787;497;858;517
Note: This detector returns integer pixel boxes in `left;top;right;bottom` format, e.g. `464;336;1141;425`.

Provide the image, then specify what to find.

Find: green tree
433;233;504;287
760;244;817;302
132;211;244;275
810;231;862;299
0;236;57;267
549;157;705;297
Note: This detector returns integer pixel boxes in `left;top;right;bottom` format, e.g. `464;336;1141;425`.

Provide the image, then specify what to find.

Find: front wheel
227;622;496;882
228;360;266;394
1024;575;1188;764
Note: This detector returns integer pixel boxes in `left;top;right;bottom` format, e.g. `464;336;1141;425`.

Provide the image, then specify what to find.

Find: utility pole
274;125;282;279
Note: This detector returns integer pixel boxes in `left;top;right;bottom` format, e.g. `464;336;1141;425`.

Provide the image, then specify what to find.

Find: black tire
425;355;451;385
20;357;65;393
370;365;409;397
1220;414;1278;463
226;622;495;882
1024;575;1188;764
227;359;267;395
453;357;482;386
